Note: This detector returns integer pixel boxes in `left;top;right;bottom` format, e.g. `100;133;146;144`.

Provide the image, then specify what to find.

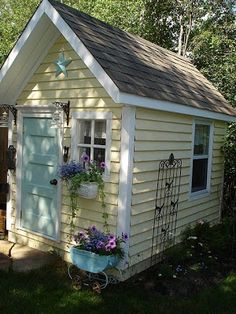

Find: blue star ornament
54;52;72;77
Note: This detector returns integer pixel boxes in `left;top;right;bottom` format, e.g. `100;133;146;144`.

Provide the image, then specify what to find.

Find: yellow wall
129;107;225;266
8;35;226;273
8;36;122;261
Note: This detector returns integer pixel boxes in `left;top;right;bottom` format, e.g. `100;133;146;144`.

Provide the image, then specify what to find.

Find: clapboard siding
9;35;122;259
129;107;225;265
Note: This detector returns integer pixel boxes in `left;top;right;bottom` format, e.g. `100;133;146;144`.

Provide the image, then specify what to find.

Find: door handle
50;179;58;186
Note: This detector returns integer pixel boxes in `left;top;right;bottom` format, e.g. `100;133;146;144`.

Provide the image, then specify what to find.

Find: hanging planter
77;182;98;199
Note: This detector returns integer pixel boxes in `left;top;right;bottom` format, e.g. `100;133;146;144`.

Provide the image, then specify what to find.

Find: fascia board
118;92;236;122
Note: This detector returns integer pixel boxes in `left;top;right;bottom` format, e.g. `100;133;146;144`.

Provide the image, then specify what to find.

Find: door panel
21;117;60;239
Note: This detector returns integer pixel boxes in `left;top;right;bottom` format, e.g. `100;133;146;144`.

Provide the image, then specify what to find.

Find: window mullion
91;120;95;161
193;154;209;160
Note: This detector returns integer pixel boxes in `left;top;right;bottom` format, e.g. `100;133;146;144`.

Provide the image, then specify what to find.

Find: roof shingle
49;0;236;116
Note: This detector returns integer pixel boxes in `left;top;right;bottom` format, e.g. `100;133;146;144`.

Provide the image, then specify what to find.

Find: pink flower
109;240;116;249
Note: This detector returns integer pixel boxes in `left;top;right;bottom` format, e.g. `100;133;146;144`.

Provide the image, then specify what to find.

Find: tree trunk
178;14;184;55
182;9;193;56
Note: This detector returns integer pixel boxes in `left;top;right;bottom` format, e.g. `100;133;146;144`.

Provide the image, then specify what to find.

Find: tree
0;0;40;65
141;0;207;55
0;0;143;66
190;0;236;106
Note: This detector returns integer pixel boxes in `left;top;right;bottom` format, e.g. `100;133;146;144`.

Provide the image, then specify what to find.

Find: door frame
16;105;63;241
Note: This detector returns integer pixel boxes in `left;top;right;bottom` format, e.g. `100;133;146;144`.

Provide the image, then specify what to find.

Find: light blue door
21;117;60;239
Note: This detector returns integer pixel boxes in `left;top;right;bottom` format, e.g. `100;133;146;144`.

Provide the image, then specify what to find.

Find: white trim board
117;106;136;269
118;92;236;122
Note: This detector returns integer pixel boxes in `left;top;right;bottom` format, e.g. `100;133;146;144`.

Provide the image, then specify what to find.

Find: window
71;112;112;177
191;121;213;195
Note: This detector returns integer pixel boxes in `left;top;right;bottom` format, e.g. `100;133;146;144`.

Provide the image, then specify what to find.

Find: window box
77;182;98;199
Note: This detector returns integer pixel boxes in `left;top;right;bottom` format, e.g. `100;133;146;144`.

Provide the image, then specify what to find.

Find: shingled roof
1;0;235;119
47;0;235;116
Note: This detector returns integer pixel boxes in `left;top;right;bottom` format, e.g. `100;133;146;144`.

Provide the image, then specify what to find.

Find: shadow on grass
0;262;236;314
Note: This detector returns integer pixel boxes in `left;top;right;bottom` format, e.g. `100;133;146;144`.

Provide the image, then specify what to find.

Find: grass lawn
0;260;236;314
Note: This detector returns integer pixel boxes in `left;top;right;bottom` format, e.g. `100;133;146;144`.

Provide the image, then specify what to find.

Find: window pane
94;121;106;145
78;120;91;144
194;124;210;155
94;148;105;164
191;158;208;192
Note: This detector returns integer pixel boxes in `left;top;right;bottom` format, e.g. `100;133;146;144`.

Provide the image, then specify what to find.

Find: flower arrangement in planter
70;225;128;273
58;155;105;199
58;155;107;230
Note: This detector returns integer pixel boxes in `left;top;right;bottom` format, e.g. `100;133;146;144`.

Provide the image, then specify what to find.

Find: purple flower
122;233;128;241
58;160;83;179
100;161;106;169
79;231;85;238
108;234;116;240
96;241;105;250
105;244;111;251
81;153;90;163
73;225;127;258
90;225;97;233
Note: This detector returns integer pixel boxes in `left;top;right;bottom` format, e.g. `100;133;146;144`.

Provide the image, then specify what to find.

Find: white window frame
190;119;214;199
71;111;112;180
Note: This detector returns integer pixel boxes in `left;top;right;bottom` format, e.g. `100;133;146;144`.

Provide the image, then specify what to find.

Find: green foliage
159;218;236;280
209;218;236;256
191;6;236;107
0;0;40;65
141;0;177;50
222;123;236;215
0;0;143;66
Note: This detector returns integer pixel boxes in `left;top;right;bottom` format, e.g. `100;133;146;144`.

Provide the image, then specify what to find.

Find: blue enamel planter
70;246;120;273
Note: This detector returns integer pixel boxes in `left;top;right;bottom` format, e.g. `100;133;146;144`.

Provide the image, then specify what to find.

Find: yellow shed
0;0;236;279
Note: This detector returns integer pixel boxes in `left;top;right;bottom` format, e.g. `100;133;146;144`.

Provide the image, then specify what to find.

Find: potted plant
58;154;105;200
58;157;107;230
70;225;128;273
77;153;106;200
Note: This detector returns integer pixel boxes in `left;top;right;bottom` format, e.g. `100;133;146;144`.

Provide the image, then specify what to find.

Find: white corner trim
44;0;120;103
117;106;136;269
118;92;236;122
6;116;14;231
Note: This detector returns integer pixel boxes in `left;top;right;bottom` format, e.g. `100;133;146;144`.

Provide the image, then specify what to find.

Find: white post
117;105;136;269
